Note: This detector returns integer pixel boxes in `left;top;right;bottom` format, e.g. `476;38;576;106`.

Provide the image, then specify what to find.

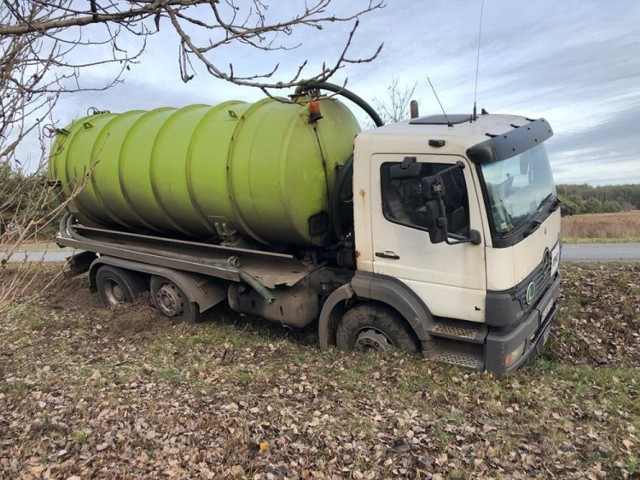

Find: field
1;264;639;479
562;210;640;242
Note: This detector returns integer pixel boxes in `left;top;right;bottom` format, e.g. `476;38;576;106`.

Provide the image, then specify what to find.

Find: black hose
296;81;384;127
294;82;382;240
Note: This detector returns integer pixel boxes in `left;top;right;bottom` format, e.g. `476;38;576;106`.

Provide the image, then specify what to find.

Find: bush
559;195;581;216
583;197;603;214
602;200;621;213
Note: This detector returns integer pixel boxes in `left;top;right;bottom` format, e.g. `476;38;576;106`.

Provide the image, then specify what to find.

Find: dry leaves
546;263;640;368
0;264;638;479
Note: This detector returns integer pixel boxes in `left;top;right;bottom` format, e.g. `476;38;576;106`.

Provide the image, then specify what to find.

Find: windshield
480;143;555;236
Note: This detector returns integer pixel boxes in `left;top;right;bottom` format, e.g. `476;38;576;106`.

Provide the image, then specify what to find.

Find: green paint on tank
49;97;361;246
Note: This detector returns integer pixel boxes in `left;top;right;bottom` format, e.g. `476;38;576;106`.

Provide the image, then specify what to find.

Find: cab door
369;154;487;322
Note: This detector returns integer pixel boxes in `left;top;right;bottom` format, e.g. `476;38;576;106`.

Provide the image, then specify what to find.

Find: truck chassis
59;213;559;375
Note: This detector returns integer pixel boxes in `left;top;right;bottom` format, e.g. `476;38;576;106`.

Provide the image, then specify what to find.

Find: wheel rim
155;283;184;317
104;279;126;305
354;328;395;352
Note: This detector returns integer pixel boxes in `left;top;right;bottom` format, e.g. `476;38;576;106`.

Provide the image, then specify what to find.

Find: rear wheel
150;276;200;323
336;304;419;353
96;265;147;307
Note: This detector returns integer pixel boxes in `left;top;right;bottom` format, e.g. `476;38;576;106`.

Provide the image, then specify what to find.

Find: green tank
49;97;360;246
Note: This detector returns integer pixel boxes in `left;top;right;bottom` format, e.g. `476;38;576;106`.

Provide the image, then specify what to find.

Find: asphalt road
5;243;640;264
561;242;640;262
5;250;72;263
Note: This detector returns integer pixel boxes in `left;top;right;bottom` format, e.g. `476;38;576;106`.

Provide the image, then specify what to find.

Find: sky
51;0;640;186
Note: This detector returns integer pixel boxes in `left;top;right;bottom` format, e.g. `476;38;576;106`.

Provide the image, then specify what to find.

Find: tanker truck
49;83;561;374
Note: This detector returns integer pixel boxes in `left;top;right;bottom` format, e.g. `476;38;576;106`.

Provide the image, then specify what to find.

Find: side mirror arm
445;229;482;246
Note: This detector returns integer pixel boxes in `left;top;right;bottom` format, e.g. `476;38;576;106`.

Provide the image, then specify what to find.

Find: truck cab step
433;350;485;370
427;320;487;344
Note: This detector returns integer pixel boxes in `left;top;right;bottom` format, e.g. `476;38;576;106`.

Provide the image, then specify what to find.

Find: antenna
427;77;453;127
473;0;486;121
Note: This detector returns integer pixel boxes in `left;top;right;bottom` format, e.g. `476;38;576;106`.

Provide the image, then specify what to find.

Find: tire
336;303;419;353
150;275;201;324
96;265;147;307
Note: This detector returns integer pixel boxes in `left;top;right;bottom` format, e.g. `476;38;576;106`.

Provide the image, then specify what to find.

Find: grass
72;428;89;444
154;367;187;385
562;210;640;242
0;264;638;478
562;236;640;244
236;370;253;385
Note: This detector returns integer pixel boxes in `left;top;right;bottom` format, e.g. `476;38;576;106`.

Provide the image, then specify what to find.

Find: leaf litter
0;263;638;479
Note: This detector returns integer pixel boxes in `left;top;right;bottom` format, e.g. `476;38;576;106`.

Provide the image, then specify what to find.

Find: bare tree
1;1;384;93
372;77;417;124
0;0;384;314
0;1;139;314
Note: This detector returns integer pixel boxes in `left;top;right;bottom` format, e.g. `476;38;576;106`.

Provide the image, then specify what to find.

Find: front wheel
150;276;201;323
336;304;419;353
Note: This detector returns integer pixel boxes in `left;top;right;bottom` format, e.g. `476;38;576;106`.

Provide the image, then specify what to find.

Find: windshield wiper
538;193;560;213
523;217;542;238
525;194;559;238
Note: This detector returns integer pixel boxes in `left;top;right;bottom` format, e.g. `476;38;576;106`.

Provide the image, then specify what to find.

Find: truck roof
356;113;543;156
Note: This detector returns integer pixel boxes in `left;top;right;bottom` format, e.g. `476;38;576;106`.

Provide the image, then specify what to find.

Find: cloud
47;0;640;186
347;0;640;185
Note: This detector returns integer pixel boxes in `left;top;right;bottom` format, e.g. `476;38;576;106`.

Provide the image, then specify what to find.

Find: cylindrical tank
48;97;360;246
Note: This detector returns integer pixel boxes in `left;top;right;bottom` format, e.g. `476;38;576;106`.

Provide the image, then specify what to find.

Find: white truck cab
319;112;561;374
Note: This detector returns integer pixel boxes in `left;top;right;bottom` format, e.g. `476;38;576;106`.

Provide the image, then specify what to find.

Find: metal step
433;350;485;370
427;320;487;344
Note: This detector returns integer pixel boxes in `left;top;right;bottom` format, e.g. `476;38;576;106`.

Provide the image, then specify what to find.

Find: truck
49;83;561;374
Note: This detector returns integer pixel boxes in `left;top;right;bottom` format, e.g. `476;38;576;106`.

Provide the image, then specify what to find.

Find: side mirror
422;175;448;244
390;157;421;180
421;168;482;246
425;199;447;243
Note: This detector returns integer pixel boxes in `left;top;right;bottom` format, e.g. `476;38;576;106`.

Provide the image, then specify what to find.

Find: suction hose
295;82;384;242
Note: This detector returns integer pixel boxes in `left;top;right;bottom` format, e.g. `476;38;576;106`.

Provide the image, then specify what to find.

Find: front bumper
485;274;561;374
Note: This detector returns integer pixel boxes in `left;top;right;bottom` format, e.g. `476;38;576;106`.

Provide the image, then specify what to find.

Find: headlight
505;341;526;368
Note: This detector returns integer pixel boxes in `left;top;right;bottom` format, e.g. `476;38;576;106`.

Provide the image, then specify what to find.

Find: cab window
380;162;470;236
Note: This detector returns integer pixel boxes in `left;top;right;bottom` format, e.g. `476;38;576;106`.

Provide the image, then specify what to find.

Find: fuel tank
49;97;360;246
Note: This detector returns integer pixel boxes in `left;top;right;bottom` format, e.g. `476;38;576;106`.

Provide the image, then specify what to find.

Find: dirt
36;273;184;341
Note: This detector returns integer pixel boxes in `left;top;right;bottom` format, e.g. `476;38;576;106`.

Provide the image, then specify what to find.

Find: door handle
375;251;400;260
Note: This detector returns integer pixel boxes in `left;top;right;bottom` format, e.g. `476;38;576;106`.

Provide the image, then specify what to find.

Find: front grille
514;247;555;309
